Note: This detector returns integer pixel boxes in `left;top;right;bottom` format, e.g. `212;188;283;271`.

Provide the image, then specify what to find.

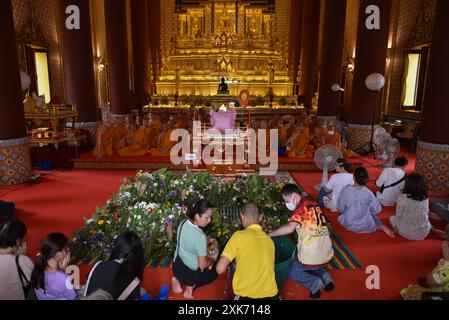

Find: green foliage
70;170;299;263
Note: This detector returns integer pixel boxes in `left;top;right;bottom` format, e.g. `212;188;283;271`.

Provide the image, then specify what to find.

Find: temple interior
1;0;449;302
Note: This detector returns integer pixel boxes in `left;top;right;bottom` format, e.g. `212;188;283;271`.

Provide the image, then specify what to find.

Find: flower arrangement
71;169;301;263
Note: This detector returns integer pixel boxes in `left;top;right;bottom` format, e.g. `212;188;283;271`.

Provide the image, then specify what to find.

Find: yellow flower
217;230;222;237
98;220;105;225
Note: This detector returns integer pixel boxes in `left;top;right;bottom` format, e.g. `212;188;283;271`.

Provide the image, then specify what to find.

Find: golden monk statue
311;92;319;112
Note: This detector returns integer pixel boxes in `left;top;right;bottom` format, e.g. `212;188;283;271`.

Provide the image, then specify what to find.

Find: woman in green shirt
171;200;218;299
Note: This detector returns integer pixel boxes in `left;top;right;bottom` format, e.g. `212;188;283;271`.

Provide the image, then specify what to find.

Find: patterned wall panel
276;0;291;61
12;0;64;101
347;124;379;152
416;141;449;193
386;0;436;118
0;138;31;186
161;0;176;66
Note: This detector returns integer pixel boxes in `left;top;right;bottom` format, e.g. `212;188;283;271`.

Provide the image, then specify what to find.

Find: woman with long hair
31;233;76;300
84;231;144;300
389;173;432;240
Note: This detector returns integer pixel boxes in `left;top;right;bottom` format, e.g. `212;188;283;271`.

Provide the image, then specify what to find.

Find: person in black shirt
84;232;144;300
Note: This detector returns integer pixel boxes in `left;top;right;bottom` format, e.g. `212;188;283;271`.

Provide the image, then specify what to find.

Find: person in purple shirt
337;167;395;238
31;233;77;300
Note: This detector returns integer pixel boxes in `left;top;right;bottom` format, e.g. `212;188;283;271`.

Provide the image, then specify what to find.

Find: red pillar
348;0;392;151
416;0;449;193
56;0;98;124
0;0;31;185
131;0;150;106
298;0;321;109
317;0;347;119
105;0;131;115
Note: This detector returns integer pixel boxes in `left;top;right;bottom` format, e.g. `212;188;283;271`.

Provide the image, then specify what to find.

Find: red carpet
0;151;445;300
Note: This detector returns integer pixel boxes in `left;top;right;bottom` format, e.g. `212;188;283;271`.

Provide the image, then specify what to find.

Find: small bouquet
207;237;219;266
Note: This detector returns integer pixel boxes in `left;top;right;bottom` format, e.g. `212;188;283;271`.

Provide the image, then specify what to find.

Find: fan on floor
314;145;343;191
383;136;401;168
373;127;389;160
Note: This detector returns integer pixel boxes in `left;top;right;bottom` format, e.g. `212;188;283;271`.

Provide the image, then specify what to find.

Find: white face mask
285;197;297;211
328;131;335;135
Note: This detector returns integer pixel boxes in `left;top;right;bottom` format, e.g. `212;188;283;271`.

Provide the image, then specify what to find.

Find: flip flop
154;285;169;301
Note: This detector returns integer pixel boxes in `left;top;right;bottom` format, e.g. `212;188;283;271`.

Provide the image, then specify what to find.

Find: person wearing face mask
171;200;218;299
216;203;278;300
268;184;334;299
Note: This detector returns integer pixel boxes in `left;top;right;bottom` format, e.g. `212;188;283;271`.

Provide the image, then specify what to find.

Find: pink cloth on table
210;110;236;133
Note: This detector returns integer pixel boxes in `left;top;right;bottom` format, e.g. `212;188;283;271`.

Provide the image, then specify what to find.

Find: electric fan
314;145;343;191
383;136;401;168
373;127;389;160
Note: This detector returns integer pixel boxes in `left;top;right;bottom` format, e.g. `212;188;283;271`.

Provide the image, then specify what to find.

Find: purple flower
164;216;173;228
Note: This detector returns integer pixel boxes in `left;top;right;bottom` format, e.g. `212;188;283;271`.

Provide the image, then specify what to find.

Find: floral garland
71;169;300;263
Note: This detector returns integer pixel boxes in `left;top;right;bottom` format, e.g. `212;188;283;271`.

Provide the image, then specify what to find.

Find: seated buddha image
217;77;229;94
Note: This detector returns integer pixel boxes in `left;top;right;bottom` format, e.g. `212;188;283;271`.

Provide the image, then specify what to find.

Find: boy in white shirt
318;159;354;212
376;157;408;206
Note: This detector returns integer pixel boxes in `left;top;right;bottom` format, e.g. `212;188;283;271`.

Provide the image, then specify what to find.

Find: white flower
87;219;93;224
153;183;158;187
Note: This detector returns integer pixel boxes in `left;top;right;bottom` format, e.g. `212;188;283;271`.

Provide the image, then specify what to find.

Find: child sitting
31;233;77;300
216;203;278;300
389;173;432;240
337;167;395;237
401;241;449;300
269;184;334;299
376;157;408;206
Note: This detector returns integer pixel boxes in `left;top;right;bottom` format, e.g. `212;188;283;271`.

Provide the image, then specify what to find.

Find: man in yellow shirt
216;203;279;300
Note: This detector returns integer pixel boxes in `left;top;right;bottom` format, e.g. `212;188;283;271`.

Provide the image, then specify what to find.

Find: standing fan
314;145;343;191
383;136;401;168
373;127;389;160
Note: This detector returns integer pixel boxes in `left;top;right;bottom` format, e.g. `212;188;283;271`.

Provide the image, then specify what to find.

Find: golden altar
25;104;87;148
156;0;294;98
